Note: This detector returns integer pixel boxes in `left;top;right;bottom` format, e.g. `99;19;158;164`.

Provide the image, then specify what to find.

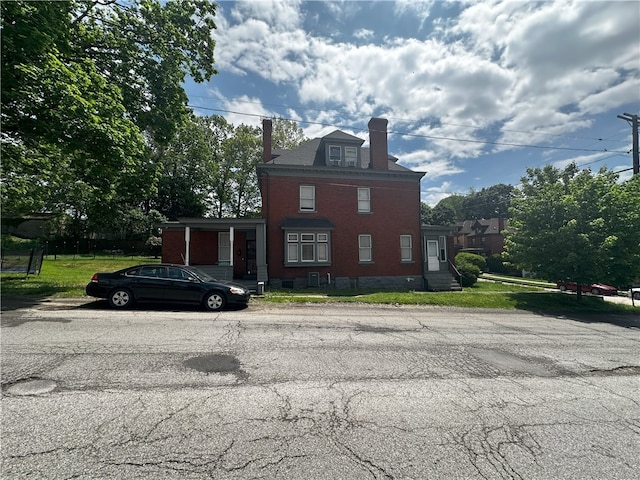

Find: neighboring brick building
452;218;508;257
161;117;459;291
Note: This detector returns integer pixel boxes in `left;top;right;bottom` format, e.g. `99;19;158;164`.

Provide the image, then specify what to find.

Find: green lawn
1;257;637;315
1;255;160;297
263;283;637;314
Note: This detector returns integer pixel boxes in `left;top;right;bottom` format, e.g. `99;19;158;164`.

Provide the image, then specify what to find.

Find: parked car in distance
556;280;618;296
629;287;640;300
86;264;250;311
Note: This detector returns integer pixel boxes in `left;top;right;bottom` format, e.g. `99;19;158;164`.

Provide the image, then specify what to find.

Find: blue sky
185;0;640;206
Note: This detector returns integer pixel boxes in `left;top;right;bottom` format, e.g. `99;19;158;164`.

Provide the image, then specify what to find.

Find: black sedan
86;264;250;311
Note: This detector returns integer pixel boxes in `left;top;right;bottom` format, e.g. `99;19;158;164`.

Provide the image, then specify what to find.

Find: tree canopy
422;184;515;226
504;164;640;289
271;117;308;150
461;184;514;220
1;0;217;234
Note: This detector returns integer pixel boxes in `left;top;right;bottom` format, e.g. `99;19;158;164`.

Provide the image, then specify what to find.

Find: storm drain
5;379;57;396
183;354;246;379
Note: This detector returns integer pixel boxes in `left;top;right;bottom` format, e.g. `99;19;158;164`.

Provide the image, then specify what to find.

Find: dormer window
329;146;342;166
345;147;357;167
326;144;359;167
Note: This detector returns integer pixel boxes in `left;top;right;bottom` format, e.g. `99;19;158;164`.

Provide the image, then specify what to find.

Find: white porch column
184;226;190;265
229;226;234;267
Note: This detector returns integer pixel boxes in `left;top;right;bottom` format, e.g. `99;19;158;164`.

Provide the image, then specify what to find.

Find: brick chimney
262;118;272;163
368;117;388;170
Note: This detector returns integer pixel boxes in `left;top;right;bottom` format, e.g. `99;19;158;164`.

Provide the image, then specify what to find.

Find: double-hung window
359;234;372;262
358;188;371;213
286;231;330;265
400;235;413;262
328;146;342;166
300;185;315;212
345;147;357;167
287;233;299;263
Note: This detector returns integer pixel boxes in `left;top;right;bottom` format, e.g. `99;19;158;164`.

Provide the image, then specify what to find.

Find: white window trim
357;187;371;213
400;235;413;262
328;145;342;166
300;185;316;212
284;230;331;266
358;234;372;263
345;146;357;167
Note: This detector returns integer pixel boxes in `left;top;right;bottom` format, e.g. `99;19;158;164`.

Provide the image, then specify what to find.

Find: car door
165;266;203;304
130;266;168;301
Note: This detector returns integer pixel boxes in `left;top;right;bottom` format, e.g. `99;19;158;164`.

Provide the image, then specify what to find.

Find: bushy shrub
455;252;486;287
1;235;41;250
455;252;486;271
145;236;162;258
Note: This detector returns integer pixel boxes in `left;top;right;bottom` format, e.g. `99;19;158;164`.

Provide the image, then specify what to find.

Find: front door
427;240;440;271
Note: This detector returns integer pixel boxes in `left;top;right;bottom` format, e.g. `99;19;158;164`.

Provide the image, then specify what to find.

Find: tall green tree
1;0;217;237
152;117;215;219
224;124;262;217
461;184;514;219
73;0;217;145
1;1;150;222
271;117;308;149
431;195;464;225
152;116;263;220
505;164;640;296
420;202;434;225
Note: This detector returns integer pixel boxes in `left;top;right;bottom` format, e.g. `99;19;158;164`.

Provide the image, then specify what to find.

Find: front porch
159;218;268;293
422;225;461;291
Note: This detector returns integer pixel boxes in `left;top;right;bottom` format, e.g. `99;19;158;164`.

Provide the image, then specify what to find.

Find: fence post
26;248;34;278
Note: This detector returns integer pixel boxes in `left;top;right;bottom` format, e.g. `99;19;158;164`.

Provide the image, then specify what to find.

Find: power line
188;104;630;155
189;95;629;144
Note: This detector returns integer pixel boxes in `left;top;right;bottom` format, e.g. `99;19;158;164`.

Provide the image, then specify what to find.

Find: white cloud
222;95;273;128
353;28;374;40
421;181;459;206
208;0;639;185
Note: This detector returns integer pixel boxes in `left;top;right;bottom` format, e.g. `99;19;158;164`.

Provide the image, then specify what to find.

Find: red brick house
452;218;508;257
160;117;459;291
258;117;426;289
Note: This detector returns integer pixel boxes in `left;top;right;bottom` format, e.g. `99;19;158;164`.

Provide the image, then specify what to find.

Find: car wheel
108;288;133;309
633;292;640;300
204;291;226;311
591;288;600;295
559;285;567;292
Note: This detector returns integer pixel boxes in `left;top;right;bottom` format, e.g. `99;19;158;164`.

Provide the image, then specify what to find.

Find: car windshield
186;267;216;282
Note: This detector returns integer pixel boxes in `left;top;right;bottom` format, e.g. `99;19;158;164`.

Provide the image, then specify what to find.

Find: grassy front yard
1;255;161;297
1;256;637;315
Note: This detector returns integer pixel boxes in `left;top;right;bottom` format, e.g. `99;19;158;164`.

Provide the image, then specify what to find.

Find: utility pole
617;112;639;175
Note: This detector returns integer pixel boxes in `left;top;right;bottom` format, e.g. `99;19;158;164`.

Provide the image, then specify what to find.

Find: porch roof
159;218;266;230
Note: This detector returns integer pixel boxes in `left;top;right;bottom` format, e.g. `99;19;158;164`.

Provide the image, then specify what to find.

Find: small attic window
329;146;341;166
345;147;357;166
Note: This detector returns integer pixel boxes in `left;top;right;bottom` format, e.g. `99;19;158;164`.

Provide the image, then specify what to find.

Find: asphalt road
1;298;639;479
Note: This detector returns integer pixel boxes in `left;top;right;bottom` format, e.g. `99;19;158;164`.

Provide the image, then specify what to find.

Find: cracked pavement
1;300;639;479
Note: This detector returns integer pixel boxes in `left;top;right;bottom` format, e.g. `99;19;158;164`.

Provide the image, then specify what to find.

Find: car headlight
229;287;246;295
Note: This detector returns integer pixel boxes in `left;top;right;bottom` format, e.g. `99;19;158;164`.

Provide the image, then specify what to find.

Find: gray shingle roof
265;130;410;172
279;217;335;229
